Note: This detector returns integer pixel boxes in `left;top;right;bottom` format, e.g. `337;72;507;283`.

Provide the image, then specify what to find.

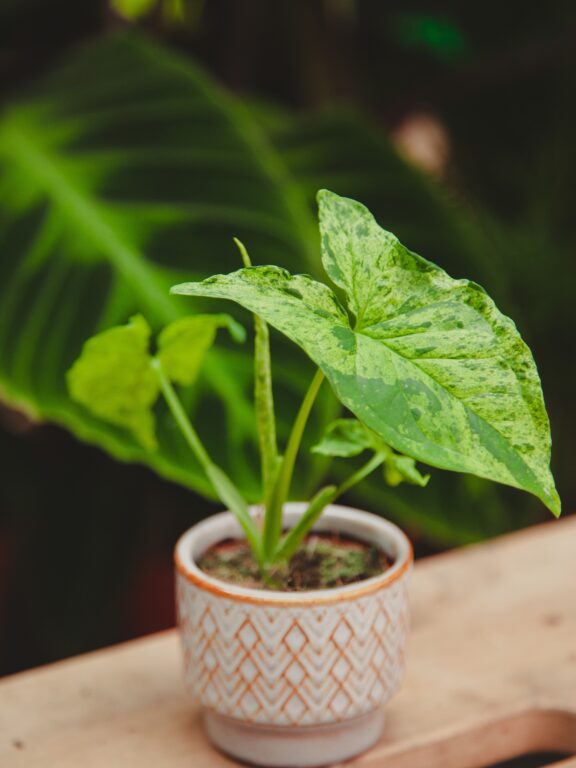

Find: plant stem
254;317;280;504
336;452;385;497
233;238;280;512
151;357;211;470
274;451;385;562
263;368;325;561
151;357;262;560
274;485;337;562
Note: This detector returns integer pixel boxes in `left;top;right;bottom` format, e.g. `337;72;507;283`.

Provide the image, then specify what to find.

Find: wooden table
1;517;575;768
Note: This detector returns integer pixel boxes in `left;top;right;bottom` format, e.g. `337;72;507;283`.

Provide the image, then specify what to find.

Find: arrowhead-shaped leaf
171;191;560;515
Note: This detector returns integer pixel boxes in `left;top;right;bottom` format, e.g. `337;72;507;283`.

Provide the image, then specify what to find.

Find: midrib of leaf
1;117;179;325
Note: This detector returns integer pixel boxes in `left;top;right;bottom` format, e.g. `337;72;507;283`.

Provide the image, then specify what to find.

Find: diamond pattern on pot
177;573;410;726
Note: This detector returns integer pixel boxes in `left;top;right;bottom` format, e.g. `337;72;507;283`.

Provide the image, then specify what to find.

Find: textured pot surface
175;504;412;766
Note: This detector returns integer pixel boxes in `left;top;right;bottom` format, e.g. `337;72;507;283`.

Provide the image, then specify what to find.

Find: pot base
203;708;385;767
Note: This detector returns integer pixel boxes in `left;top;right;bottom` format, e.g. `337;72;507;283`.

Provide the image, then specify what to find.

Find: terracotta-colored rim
175;504;413;606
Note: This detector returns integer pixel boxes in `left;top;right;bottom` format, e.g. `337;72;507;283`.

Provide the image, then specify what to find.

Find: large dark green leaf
0;32;321;498
172;191;559;515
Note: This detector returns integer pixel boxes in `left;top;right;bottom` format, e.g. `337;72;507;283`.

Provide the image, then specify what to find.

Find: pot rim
175;503;412;605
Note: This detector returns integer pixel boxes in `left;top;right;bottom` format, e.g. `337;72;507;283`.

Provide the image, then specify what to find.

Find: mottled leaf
172;191;559;515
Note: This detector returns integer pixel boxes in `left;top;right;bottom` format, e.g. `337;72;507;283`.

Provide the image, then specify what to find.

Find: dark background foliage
0;0;574;676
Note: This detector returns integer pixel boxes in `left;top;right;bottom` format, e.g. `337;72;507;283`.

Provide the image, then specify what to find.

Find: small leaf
67;315;159;450
312;418;379;457
314;417;429;487
384;455;430;487
157;314;245;387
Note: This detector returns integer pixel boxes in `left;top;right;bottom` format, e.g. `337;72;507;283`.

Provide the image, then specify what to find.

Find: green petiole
151;357;262;561
274;451;386;562
262;368;325;563
234;239;281;516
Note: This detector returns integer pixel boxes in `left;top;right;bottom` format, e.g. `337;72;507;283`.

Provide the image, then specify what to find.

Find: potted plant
67;190;559;767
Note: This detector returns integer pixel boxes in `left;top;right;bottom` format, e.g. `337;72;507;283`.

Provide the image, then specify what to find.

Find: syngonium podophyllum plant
68;190;560;573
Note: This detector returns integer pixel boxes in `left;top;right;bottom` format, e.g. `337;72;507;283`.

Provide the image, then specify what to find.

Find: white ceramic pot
175;503;412;767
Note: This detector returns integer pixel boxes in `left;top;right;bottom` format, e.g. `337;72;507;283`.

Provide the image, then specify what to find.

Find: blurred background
0;0;574;676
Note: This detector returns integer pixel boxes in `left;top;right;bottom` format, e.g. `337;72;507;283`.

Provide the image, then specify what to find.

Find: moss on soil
198;533;393;591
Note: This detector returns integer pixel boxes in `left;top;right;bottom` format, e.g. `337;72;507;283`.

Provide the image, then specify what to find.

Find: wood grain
1;517;575;767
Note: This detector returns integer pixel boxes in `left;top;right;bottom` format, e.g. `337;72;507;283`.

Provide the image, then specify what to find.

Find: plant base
203;707;385;767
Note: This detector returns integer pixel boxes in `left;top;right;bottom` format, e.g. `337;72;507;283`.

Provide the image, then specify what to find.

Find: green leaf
312;418;379;457
172;191;559;515
313;418;429;487
384;454;429;488
68;313;260;558
67;315;159;450
158;314;244;387
0;33;321;500
266;109;524;541
68;312;240;449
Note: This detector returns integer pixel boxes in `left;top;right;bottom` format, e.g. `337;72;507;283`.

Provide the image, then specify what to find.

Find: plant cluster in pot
68;191;559;767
